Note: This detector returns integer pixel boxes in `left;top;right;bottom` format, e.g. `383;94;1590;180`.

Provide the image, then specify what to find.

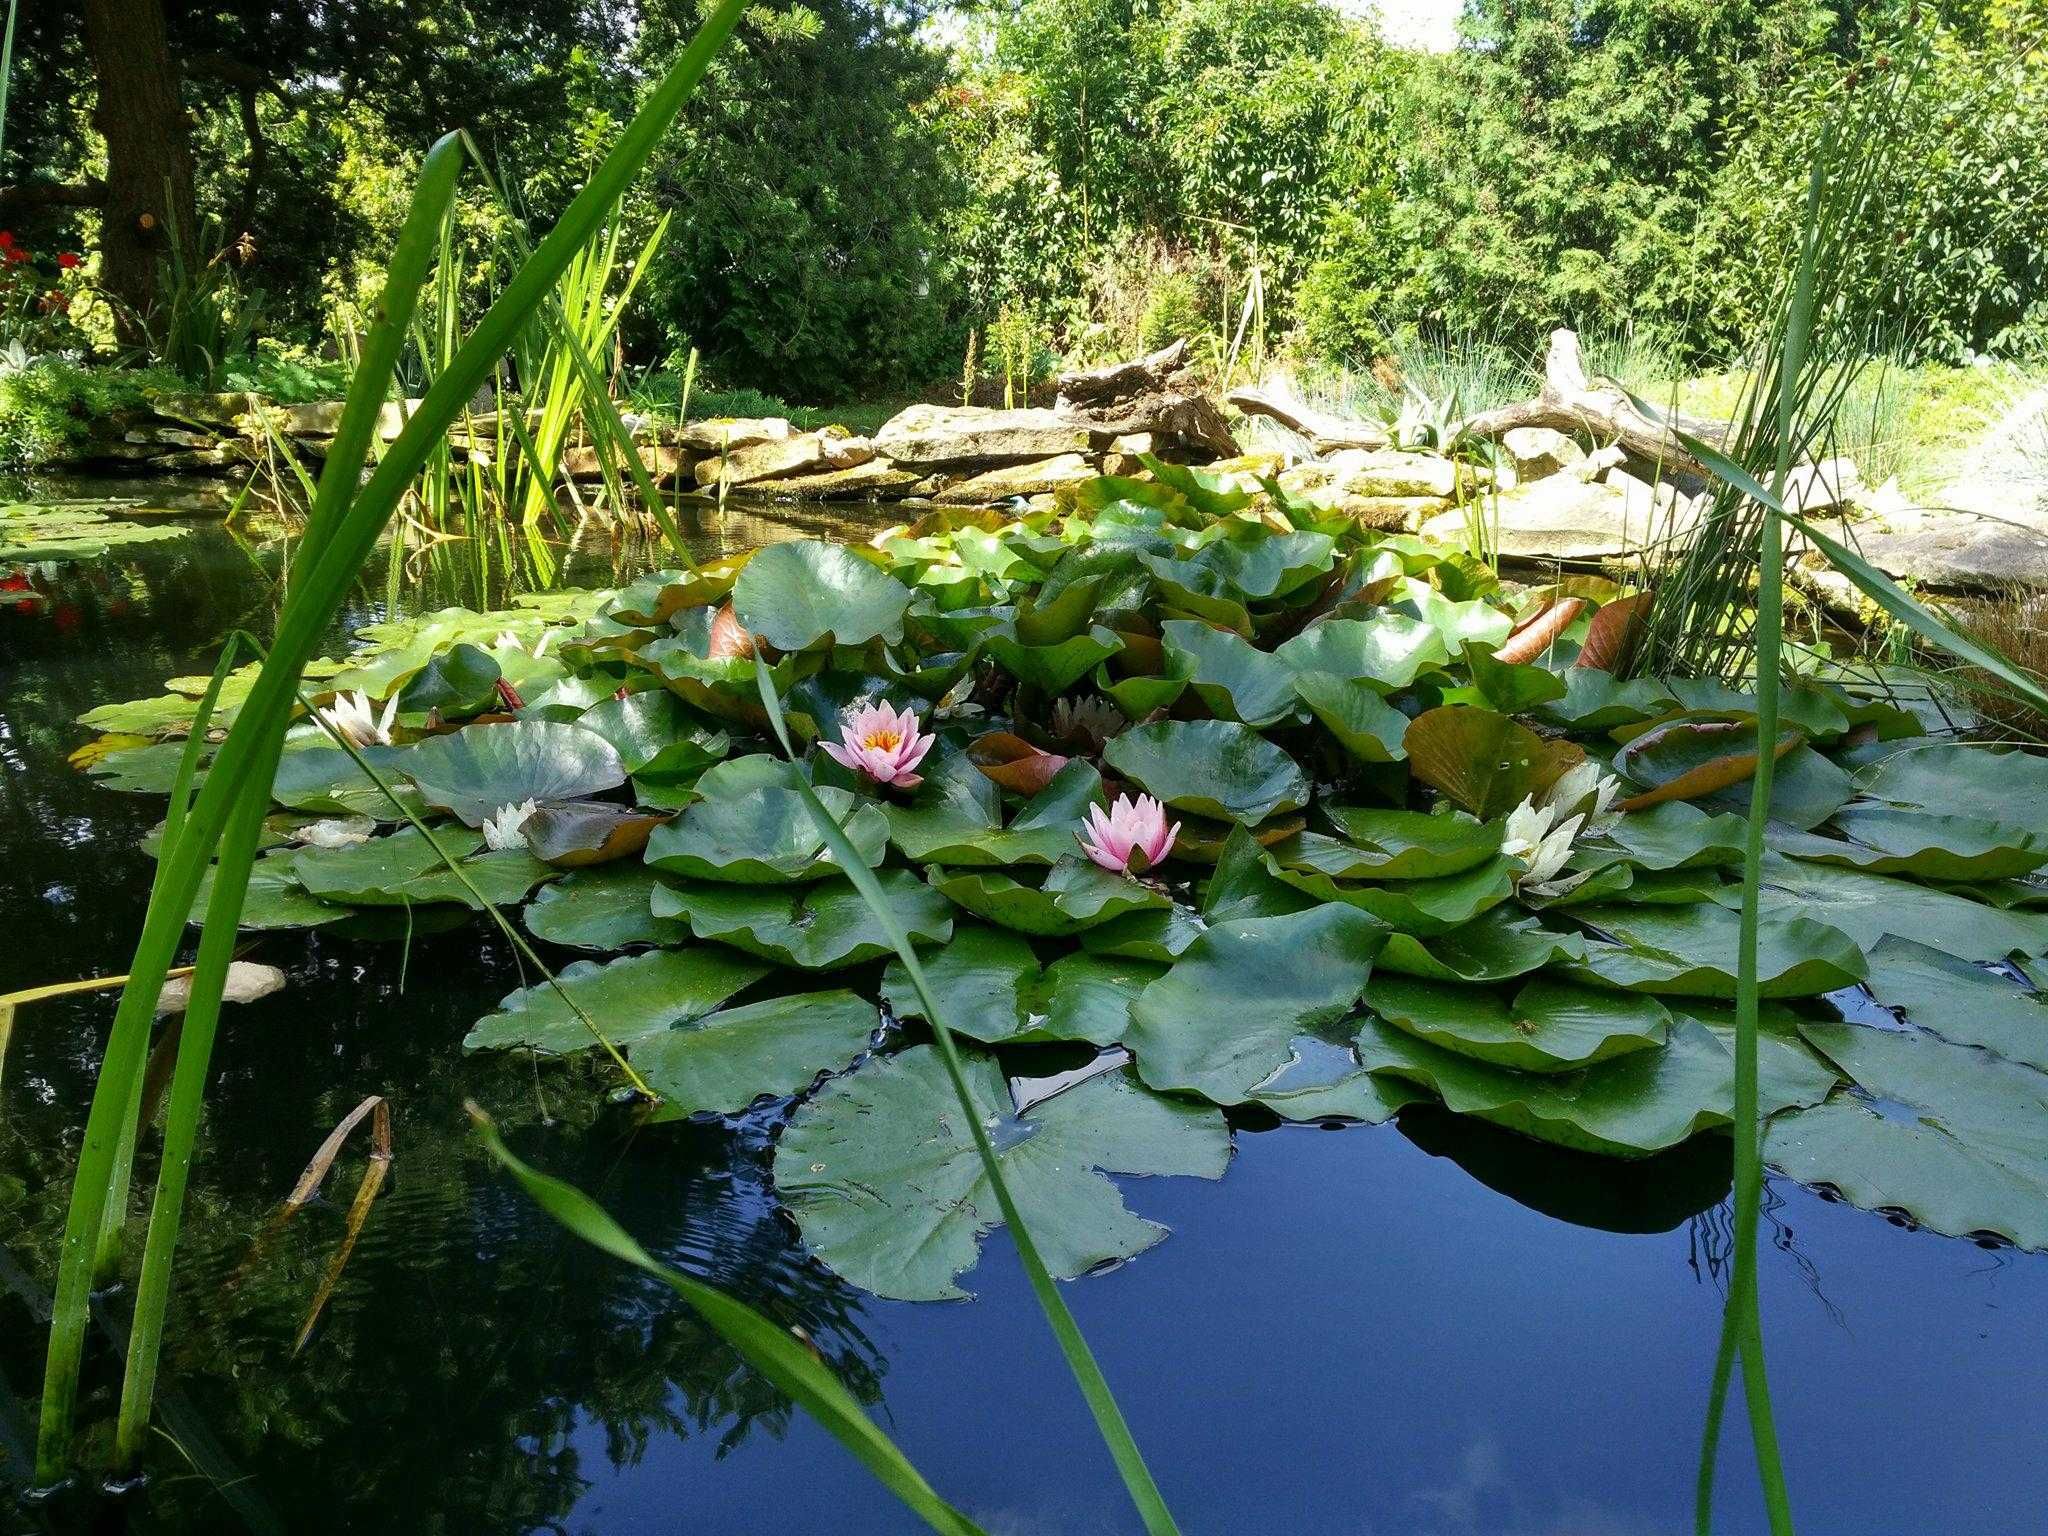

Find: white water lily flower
296;816;377;849
317;690;397;748
1500;796;1558;864
481;799;540;851
1519;811;1584;890
1544;761;1623;835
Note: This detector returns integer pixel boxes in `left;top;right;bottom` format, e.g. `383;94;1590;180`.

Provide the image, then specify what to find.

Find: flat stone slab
934;453;1099;504
676;416;791;453
1847;506;2048;591
1422;473;1661;561
873;404;1092;467
694;429;873;487
743;457;923;500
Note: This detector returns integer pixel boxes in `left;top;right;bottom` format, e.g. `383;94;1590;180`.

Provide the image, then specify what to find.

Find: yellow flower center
863;729;902;753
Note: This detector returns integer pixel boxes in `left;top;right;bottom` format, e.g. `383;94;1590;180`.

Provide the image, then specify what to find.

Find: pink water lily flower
822;698;935;789
1078;793;1179;876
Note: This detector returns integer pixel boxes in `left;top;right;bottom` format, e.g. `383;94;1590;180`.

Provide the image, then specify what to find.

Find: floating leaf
464;948;770;1055
1275;614;1448;692
292;826;558;909
1161;621;1300;728
1366;974;1669;1073
774;1045;1230;1301
1444;641;1570;713
403;720;626;827
983;625;1125;693
928;856;1169;936
192;850;346;930
1769;1020;2048;1251
731;540;911;651
886;754;1102;868
1594;800;1747;871
1572;591;1651;672
881;926;1163;1046
575;690;730;782
1104;719;1308;826
272;745;425;820
645;780;888;883
1568;903;1866;998
1403;706;1583;821
1613;715;1801;811
1495;598;1584;665
653;869;954;968
1852;742;2048;828
1356;1015;1822;1158
1267;851;1515;937
635;991;878;1118
1776;806;2048;882
1377;909;1587;983
1126;905;1395;1121
1292;674;1409;763
1743;852;2048;962
520;802;667;867
1312;806;1504;879
397;642;501;717
1860;936;2048;1071
968;731;1071;795
523;865;687;949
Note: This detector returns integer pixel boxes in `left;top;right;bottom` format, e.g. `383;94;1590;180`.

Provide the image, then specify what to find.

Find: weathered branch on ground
1460;327;1728;474
1055;339;1190;408
1223;385;1391;452
1055;336;1240;459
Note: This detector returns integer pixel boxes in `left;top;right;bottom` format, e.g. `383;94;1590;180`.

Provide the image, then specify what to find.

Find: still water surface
2;495;2044;1535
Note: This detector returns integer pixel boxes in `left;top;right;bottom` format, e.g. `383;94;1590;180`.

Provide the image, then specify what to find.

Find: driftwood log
1222;386;1392;452
1055;338;1240;460
1461;328;1728;474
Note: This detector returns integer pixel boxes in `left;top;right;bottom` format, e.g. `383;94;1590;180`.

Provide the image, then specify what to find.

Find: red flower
57;252;80;270
0;231;13;249
3;247;27;265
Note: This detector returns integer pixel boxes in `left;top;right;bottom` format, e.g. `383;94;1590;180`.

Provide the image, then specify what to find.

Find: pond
4;490;2048;1536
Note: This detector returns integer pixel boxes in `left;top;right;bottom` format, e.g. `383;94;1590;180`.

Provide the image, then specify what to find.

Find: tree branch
0;180;109;213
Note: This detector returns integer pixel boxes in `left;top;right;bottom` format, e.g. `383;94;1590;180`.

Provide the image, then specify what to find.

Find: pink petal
821;740;857;771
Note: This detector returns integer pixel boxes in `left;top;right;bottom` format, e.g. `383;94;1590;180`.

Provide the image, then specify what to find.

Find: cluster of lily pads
2;499;190;565
77;458;2048;1301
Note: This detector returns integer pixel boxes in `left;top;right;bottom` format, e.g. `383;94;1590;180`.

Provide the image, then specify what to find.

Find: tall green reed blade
752;667;1182;1536
472;1114;987;1536
36;0;746;1480
0;0;18;167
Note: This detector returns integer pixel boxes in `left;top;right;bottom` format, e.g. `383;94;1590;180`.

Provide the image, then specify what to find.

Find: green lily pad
633;990;879;1118
464;947;771;1054
1366;974;1669;1073
1293;673;1410;762
773;1045;1230;1300
1853;742;2048;827
523;865;687;950
192;850;347;930
574;690;730;782
1268;852;1515;937
271;746;425;820
1568;903;1867;998
652;869;954;968
983;625;1125;693
292;826;558;909
1077;905;1209;962
1126;904;1392;1120
1861;936;2048;1071
1161;620;1300;728
397;642;501;717
1274;613;1449;691
1768;1019;2048;1250
87;742;208;795
881;926;1164;1045
1104;719;1308;826
1404;706;1581;821
1377;909;1587;982
0;502;189;563
1742;852;2048;962
1313;806;1504;879
1699;742;1851;830
1596;801;1747;871
732;539;910;651
885;753;1102;867
644;782;888;883
402;720;625;827
1356;1014;1824;1158
1778;806;2048;882
929;856;1169;936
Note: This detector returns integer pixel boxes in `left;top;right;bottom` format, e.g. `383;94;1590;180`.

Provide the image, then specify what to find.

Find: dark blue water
4;506;2044;1536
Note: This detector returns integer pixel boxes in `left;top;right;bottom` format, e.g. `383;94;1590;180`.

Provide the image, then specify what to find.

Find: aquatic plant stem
754;665;1183;1536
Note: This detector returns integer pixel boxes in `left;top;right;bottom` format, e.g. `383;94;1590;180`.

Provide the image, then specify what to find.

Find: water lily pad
1077;904;1209;961
1;502;189;563
520;802;667;867
983;625;1125;693
1104;719;1308;826
1312;806;1504;879
574;690;730;784
886;754;1102;868
1275;614;1448;691
1612;714;1801;810
1861;936;2048;1071
652;869;954;968
645;783;888;883
87;742;208;795
633;990;879;1118
929;856;1169;936
464;947;770;1054
271;745;425;820
397;643;502;717
1768;1019;2048;1250
1596;801;1747;871
1161;620;1300;727
773;1045;1230;1300
1778;806;2048;882
1126;904;1392;1120
1267;851;1515;937
1356;1014;1824;1158
1404;706;1583;821
1698;743;1851;830
292;826;558;909
523;865;687;949
1742;852;2048;962
1292;674;1410;762
1853;742;2048;827
881;926;1163;1045
403;720;625;827
1366;974;1669;1073
731;539;910;651
1568;903;1866;998
1377;909;1587;982
191;850;347;930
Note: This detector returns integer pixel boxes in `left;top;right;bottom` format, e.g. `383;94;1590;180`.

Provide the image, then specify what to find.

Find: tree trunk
82;0;196;344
